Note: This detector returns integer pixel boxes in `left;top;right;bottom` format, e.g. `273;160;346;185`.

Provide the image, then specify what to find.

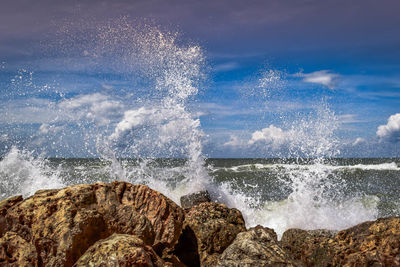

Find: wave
0;147;65;198
211;162;400;172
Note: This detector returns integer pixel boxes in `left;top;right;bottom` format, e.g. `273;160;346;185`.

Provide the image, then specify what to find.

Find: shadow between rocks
174;226;200;267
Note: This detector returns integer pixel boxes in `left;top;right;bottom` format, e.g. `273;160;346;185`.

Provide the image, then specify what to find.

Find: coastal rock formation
75;233;165;266
0;181;399;266
180;190;211;209
0;231;38;266
281;217;400;266
217;225;298;267
175;202;246;267
280;228;336;265
0;182;184;266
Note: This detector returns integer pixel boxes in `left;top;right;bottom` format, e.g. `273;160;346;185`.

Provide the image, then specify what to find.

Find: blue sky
1;0;400;157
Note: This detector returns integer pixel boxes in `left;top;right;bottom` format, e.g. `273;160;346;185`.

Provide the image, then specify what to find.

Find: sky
1;0;400;158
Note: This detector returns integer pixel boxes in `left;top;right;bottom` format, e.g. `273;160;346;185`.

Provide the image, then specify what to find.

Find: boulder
174;202;246;267
0;231;38;266
280;228;336;265
217;225;299;267
282;217;400;266
324;217;400;266
180;191;211;209
75;233;165;267
0;182;185;266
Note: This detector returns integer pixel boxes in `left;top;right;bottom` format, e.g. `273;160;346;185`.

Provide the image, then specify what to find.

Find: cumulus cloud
110;107;157;140
109;106;200;144
59;93;124;126
248;125;289;148
377;113;400;142
296;70;339;89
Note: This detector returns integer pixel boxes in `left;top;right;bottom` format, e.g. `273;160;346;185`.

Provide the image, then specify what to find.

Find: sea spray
0;19;210;202
0;147;64;198
213;70;379;237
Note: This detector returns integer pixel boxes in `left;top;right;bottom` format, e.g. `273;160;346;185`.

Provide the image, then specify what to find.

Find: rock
326;217;400;266
0;182;185;266
180;191;211;209
282;217;400;266
217;225;299;267
115;183;184;252
0;231;38;266
174;202;246;267
75;233;165;267
280;228;336;265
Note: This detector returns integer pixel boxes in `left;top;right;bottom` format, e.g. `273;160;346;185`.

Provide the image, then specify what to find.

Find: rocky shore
0;181;398;266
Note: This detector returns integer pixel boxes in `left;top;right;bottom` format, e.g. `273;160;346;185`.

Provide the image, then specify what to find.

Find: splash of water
216;70;378;238
0;147;64;198
0;19;210;200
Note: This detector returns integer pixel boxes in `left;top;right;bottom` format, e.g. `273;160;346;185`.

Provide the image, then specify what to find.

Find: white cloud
59;93;124;126
248;125;289;148
352;137;366;146
296;70;339;89
213;62;240;72
0;98;58;124
223;135;246;147
110;107;157;140
377;113;400;142
337;114;362;124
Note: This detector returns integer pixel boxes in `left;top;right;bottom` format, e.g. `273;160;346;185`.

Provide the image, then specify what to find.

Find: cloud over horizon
377;113;400;142
248;125;289;149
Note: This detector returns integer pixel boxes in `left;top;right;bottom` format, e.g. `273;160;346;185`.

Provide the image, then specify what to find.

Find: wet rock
75;233;165;267
0;181;184;266
217;225;299;267
280;228;336;265
175;202;246;267
180;190;211;209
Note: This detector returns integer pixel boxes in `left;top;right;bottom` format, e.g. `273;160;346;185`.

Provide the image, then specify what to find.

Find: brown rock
0;231;38;266
283;217;400;267
0;182;185;266
217;225;299;267
180;190;211;209
175;202;246;267
111;182;185;254
327;217;400;266
74;233;165;267
280;228;336;265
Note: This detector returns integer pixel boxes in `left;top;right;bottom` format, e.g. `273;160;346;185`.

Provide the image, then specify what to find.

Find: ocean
1;152;399;237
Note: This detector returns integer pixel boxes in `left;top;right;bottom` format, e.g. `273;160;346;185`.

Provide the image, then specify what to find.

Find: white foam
214;162;399;172
0;147;65;199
